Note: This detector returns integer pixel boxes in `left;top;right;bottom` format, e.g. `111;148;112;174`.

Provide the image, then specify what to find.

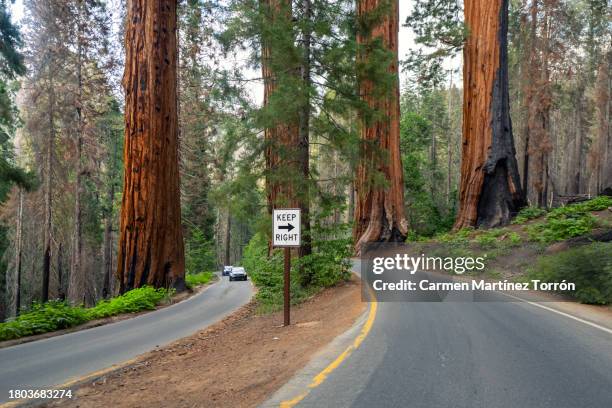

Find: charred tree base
354;206;407;255
476;159;524;228
172;277;187;293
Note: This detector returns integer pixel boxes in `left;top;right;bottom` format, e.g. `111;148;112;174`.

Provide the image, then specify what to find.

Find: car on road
222;265;233;276
229;267;247;281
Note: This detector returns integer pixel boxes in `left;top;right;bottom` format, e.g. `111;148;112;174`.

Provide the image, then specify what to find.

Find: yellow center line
280;286;378;408
0;357;140;408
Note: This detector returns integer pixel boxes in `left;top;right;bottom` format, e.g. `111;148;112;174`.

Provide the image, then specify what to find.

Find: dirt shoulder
42;277;365;408
0;278;217;349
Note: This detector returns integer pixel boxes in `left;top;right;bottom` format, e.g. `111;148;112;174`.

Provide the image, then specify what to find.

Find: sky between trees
9;0;462;103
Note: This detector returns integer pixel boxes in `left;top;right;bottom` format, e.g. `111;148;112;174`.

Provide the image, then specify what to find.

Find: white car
229;267;247;281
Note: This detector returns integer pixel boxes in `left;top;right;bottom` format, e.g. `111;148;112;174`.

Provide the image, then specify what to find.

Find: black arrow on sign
279;224;295;232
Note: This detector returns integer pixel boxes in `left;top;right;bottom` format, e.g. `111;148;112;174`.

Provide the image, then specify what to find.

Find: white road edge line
499;292;612;335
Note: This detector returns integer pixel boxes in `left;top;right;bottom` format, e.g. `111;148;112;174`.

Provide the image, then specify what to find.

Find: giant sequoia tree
353;0;408;250
118;0;185;292
454;0;524;229
260;0;303;231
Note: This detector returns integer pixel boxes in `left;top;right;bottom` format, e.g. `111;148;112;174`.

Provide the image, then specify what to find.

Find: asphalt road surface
0;275;253;403
295;264;612;408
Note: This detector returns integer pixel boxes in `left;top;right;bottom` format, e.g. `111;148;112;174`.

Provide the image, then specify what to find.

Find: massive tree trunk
118;0;185;292
454;0;524;229
353;0;408;251
261;0;300;240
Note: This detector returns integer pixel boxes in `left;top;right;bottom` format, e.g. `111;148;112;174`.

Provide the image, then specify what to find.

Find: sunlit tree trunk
454;0;524;229
354;0;408;252
118;0;185;292
261;0;300;251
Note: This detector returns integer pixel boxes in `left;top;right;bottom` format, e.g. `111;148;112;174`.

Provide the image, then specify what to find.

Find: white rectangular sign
273;208;301;247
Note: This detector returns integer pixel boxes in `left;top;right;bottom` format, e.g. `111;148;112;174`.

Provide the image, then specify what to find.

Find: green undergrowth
413;227;523;261
406;197;612;305
185;271;214;289
242;225;352;314
0;286;173;341
525;196;611;243
512;206;547;224
86;286;173;319
526;242;612;305
417;196;612;249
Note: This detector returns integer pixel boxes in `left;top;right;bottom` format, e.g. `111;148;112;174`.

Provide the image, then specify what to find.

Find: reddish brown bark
353;0;408;252
454;0;524;229
118;0;185;292
261;0;300;213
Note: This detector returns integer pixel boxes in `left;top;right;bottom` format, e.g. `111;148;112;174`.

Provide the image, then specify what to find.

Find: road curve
293;264;612;408
0;275;253;403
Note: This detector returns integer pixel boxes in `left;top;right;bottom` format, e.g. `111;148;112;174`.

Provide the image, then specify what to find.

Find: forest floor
41;276;365;408
470;208;612;282
0;277;218;349
410;208;612;283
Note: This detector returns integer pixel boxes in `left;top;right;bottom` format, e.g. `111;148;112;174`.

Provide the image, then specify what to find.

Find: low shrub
526;215;596;243
473;228;511;249
513;207;547;224
185;271;214;289
0;286;173;341
508;232;522;246
527;242;612;304
571;196;612;212
86;286;173;320
406;230;428;242
296;223;352;287
0;301;89;341
435;227;473;245
474;233;498;248
523;196;611;243
242;225;352;312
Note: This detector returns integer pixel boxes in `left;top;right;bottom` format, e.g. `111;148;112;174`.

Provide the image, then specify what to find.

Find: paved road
296;264;612;408
0;275;253;403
